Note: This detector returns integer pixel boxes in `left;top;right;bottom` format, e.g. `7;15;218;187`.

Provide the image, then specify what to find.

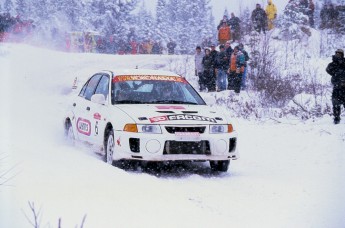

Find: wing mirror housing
91;94;106;105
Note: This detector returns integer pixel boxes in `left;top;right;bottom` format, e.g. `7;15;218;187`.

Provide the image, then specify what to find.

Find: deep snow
0;43;344;228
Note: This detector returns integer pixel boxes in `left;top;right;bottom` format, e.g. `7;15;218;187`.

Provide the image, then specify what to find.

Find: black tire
104;129;115;165
65;120;75;145
210;160;230;172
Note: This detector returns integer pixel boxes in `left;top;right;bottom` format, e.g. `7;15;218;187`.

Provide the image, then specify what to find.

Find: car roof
101;69;181;77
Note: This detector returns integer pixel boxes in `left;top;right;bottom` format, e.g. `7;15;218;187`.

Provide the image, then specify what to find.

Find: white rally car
64;69;239;172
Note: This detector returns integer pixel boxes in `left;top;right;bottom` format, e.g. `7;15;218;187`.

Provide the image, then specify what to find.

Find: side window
94;75;110;100
78;81;88;97
83;74;102;100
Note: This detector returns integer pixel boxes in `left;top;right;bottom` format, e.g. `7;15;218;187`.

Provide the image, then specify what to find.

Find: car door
89;74;110;146
74;74;102;142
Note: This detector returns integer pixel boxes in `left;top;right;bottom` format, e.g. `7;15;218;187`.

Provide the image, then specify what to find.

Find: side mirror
91;94;106;105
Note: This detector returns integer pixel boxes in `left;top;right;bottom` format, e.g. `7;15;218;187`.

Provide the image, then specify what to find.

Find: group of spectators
0;13;34;42
195;42;249;94
65;31;178;55
215;0;278;43
216;13;242;44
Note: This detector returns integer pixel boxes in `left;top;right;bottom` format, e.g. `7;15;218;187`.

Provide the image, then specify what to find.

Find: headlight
210;124;233;133
124;124;162;134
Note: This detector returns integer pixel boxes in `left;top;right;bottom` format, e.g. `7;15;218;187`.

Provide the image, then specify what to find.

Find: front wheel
104;129;115;165
210;160;230;172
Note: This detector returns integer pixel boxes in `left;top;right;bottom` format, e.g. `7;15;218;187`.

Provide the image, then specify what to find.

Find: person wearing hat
265;0;277;30
326;49;345;124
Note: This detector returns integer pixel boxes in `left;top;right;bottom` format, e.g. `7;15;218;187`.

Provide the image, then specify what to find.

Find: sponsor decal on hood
149;114;217;123
113;75;187;83
155;106;185;110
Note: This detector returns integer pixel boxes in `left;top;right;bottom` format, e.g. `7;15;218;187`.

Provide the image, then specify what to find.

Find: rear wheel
104;129;115;165
210;160;230;172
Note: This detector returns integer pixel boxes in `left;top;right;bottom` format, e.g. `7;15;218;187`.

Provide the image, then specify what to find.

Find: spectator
152;41;161;54
228;46;245;93
326;49;345;124
225;40;233;60
228;13;241;42
251;3;268;34
167;39;177;54
130;39;138;54
210;44;218;89
218;21;231;45
202;48;216;92
238;43;250;90
265;0;277;30
195;46;205;91
215;44;229;91
217;15;230;30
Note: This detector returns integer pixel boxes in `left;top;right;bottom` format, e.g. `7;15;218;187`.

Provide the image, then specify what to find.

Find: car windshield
112;76;206;105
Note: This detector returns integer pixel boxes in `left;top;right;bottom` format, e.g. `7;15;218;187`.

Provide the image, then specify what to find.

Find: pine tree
15;0;27;18
101;0;138;37
279;0;311;39
163;0;214;54
4;0;14;14
136;2;155;41
155;0;170;43
33;0;50;20
239;7;252;36
87;0;107;32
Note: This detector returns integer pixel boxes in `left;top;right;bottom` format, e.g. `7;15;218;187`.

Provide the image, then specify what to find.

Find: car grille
163;140;210;155
165;126;206;134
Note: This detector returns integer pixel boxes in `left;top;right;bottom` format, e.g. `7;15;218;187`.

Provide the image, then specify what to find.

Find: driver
117;82;131;101
160;82;176;100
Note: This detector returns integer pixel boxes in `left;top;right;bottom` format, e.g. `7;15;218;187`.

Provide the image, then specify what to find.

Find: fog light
146;140;161;153
216;139;227;153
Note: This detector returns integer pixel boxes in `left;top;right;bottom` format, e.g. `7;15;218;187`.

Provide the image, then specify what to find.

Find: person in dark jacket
167;39;177;54
217;15;230;30
216;44;230;91
228;12;241;42
202;48;216;92
210;44;218;90
251;4;268;34
238;43;250;90
326;49;345;124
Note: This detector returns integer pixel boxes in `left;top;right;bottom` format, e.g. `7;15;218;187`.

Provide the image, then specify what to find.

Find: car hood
115;104;228;125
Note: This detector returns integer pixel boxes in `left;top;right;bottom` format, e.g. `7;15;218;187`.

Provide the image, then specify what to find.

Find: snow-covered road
0;44;344;228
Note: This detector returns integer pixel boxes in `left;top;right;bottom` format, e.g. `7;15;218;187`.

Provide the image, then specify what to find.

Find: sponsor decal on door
77;118;91;136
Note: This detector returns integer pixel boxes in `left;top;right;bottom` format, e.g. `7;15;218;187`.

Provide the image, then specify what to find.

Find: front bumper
113;126;239;161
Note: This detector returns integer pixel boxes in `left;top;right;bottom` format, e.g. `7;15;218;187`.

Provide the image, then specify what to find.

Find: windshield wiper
155;100;198;105
115;100;145;104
